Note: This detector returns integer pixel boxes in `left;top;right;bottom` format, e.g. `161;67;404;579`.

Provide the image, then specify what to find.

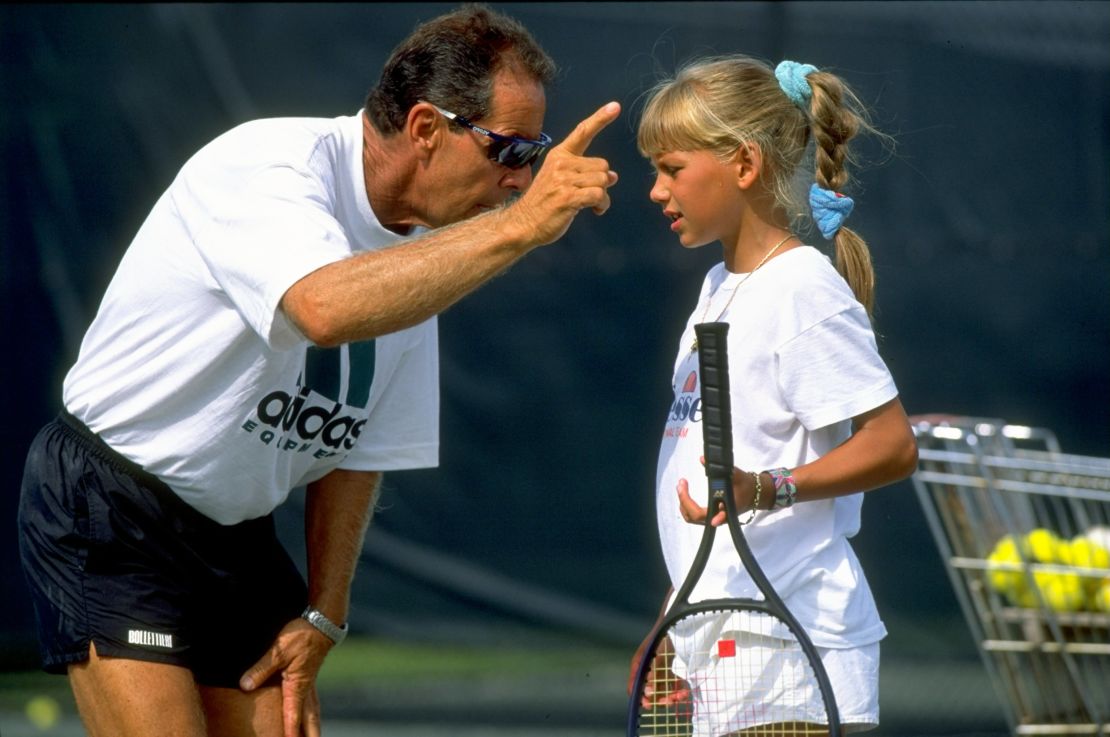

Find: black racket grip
695;322;734;482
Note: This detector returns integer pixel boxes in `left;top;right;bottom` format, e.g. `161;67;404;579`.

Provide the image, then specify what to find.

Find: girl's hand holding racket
676;469;761;527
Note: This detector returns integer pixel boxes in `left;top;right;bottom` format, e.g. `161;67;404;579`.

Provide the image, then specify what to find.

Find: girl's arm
679;397;918;525
791;396;918;502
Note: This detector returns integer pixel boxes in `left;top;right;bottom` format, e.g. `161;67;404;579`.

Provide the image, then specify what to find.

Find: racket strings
633;609;831;737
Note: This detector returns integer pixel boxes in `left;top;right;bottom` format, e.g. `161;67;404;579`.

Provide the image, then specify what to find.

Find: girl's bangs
637;83;706;156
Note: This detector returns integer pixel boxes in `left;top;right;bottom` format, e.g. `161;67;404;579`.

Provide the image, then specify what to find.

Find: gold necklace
690;233;795;352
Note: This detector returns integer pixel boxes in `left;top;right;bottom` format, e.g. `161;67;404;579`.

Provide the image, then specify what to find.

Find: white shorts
671;613;880;735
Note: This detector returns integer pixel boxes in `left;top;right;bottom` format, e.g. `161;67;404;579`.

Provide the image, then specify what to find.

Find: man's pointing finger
559;101;621;157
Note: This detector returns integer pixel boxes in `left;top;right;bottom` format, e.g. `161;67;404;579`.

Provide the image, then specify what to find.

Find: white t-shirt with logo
63;112;439;525
656;246;897;648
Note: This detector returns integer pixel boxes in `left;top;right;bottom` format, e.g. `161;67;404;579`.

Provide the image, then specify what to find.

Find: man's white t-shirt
63;112;439;525
656;246;897;648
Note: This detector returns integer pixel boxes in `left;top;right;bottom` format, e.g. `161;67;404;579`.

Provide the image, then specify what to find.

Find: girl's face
649;149;743;249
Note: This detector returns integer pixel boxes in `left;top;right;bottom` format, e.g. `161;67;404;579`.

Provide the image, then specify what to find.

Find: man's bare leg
200;683;285;737
68;642;207;737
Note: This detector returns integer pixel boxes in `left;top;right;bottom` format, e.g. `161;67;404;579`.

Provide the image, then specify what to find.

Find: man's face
426;67;547;227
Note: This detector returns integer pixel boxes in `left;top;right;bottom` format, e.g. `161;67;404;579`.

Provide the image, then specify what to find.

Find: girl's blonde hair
637;55;882;313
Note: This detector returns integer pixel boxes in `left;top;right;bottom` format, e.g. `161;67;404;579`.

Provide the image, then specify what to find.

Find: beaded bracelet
740;471;762;525
767;467;797;509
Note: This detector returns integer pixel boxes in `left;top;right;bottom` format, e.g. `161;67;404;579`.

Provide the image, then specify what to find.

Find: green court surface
0;637;1007;737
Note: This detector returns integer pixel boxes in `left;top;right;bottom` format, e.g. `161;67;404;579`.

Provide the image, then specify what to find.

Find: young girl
629;56;918;734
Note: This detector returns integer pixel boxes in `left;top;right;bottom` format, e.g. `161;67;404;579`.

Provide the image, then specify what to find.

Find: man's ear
406;102;443;161
733;143;763;191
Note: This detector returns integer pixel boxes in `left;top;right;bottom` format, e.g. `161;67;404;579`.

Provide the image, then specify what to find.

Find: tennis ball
986;535;1025;597
1065;536;1110;592
1031;570;1085;613
1091;579;1110;613
1024;528;1063;564
25;694;60;730
1065;536;1110;567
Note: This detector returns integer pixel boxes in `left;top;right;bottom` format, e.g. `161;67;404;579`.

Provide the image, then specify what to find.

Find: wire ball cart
911;415;1110;736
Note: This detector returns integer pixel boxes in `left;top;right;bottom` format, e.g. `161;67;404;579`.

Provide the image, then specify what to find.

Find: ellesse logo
681;371;697;393
664;370;701;440
669;371;702;423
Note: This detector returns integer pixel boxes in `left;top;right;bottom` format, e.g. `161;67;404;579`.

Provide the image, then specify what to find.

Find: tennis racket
627;321;841;737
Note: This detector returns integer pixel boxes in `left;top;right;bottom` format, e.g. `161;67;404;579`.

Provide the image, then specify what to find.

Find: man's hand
507;101;621;246
240;617;333;737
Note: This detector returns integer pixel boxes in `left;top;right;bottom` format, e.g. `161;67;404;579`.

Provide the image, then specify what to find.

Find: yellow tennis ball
1091;579;1110;613
1024;528;1063;563
1032;571;1085;612
1066;536;1110;593
1066;536;1110;568
986;535;1024;597
25;694;60;730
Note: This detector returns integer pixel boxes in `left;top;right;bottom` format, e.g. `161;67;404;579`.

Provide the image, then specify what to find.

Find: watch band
301;606;348;645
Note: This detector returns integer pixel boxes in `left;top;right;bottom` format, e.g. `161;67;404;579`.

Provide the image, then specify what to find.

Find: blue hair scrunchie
775;60;818;108
809;183;854;240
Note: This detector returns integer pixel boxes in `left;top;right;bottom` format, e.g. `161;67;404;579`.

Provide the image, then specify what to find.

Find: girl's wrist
766;467;798;509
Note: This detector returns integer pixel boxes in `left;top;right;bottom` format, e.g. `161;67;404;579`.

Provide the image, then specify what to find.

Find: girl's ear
733;143;763;190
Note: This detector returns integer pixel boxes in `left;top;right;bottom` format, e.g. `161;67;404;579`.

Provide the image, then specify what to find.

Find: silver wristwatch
301;606;348;645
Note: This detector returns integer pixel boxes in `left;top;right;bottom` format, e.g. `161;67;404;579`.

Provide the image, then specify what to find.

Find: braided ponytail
806;71;876;314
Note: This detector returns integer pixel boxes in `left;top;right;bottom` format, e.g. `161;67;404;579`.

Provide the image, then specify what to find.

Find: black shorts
18;411;308;688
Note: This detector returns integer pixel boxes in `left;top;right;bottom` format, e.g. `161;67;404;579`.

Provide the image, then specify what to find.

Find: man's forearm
304;469;381;625
281;207;532;348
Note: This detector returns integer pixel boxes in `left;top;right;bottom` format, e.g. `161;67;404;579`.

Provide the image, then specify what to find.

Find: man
17;5;620;736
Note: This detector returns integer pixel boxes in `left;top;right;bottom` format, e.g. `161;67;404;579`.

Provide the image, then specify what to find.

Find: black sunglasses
431;104;552;170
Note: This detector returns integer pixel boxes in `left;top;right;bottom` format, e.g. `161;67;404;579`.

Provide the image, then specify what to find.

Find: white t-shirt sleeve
775;305;898;431
340;318;440;471
183;162;353;351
